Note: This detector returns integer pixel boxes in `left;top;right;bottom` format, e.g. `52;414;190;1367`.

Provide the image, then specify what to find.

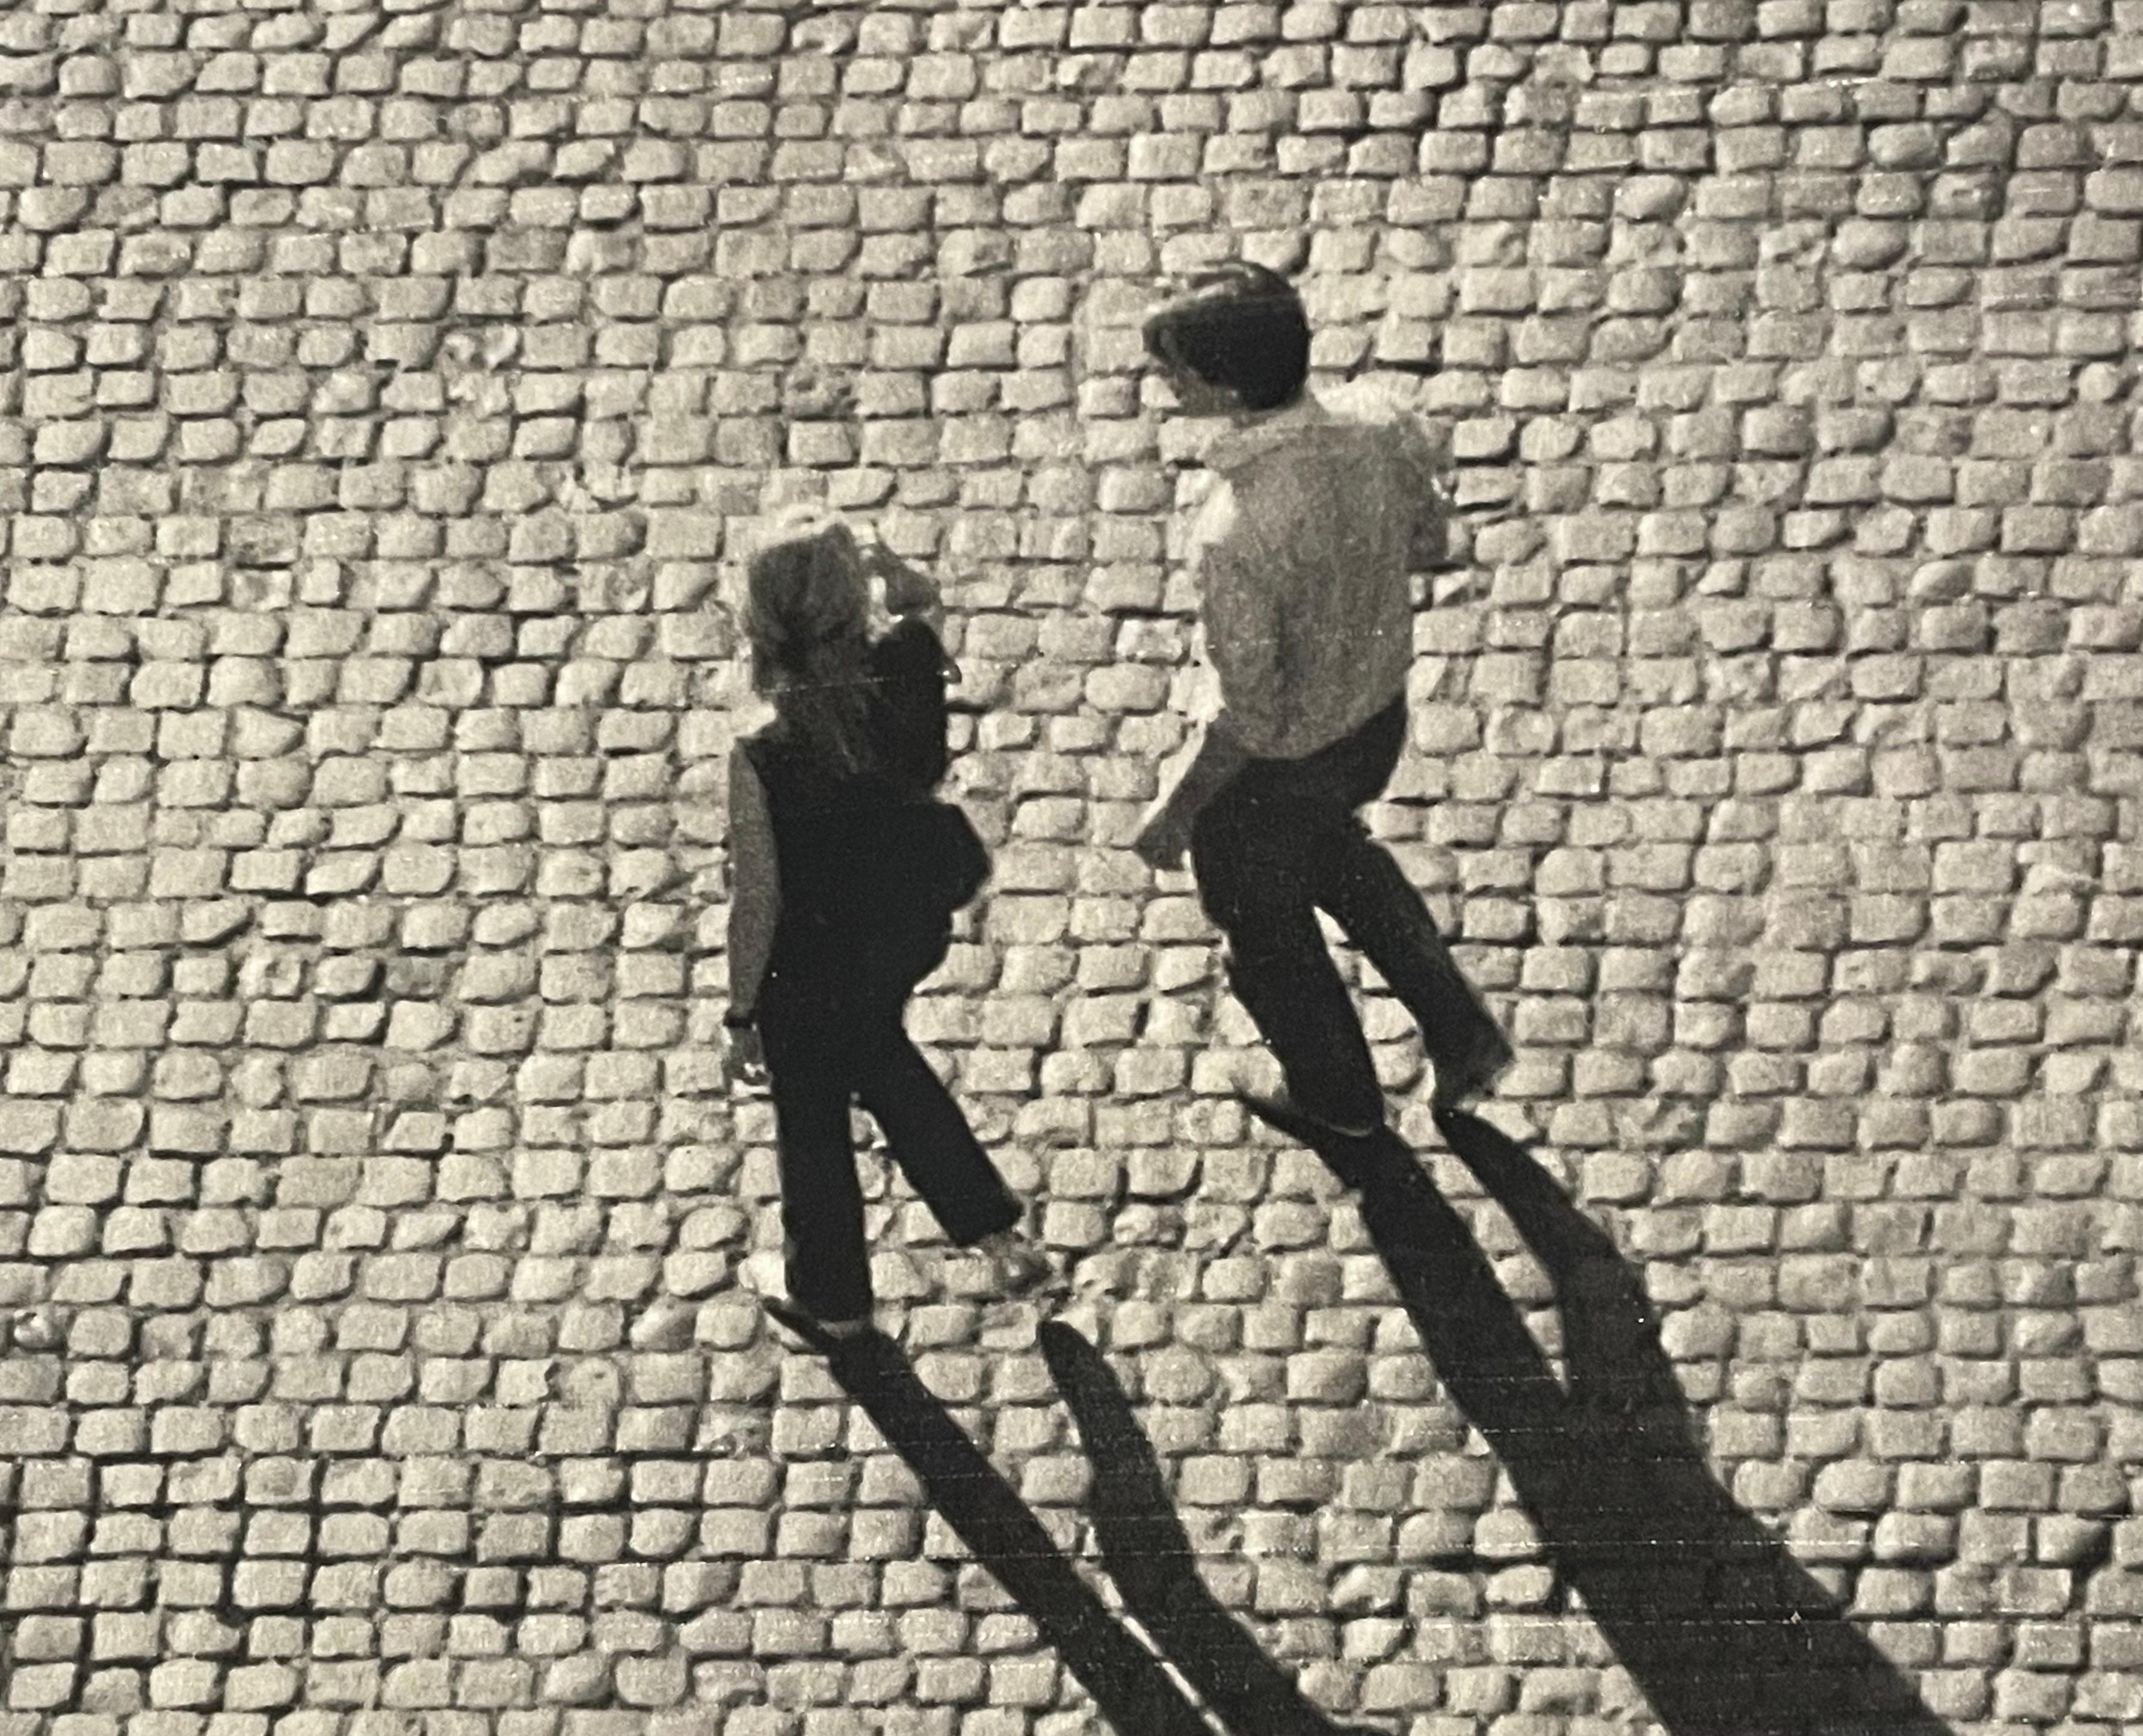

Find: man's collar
1203;392;1331;475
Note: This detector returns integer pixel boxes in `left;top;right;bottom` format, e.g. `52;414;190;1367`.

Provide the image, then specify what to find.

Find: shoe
1235;1089;1383;1143
764;1299;874;1350
1429;1048;1512;1119
1233;1091;1387;1190
974;1231;1059;1297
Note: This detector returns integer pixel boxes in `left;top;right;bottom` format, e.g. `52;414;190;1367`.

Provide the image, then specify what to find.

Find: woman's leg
849;1011;1022;1248
759;1010;874;1322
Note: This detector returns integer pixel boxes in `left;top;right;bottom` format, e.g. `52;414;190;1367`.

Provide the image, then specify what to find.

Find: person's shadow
807;1319;1388;1736
1244;1097;1954;1736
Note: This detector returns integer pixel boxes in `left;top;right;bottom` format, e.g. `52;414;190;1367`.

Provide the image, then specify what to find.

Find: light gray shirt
1189;393;1449;761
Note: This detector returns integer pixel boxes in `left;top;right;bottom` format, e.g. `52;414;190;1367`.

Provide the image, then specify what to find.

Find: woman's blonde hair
744;519;875;777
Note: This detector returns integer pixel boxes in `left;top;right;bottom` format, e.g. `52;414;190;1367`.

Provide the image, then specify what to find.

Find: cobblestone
0;2;2138;1732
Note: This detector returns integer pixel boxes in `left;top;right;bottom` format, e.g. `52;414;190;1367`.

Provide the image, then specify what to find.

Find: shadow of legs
820;1327;1384;1736
1039;1322;1382;1736
1242;1103;1953;1736
818;1332;1214;1736
1436;1110;1698;1455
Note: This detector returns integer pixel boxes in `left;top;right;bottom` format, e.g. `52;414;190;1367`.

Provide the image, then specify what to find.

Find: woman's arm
862;536;948;641
872;618;952;794
726;746;780;1023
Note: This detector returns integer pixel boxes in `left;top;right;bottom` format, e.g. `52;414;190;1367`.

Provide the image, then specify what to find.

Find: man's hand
723;1023;768;1091
1133;715;1251;872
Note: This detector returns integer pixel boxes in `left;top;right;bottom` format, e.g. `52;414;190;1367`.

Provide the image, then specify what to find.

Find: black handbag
863;798;988;997
899;798;990;919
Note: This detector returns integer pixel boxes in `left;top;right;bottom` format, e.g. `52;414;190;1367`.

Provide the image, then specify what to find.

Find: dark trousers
759;981;1020;1321
1189;699;1513;1131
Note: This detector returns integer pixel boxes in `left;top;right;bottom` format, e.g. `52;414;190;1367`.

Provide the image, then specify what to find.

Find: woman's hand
862;541;955;677
723;1023;768;1091
862;538;942;618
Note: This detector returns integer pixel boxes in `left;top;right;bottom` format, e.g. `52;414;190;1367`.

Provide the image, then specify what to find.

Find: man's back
1192;396;1446;763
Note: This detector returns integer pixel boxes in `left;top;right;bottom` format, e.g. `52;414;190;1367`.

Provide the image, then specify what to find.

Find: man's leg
850;1012;1022;1249
1306;706;1514;1103
759;1011;875;1323
1190;774;1387;1133
1315;826;1514;1100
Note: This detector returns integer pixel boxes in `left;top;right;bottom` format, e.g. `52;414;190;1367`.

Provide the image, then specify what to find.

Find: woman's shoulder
735;720;810;778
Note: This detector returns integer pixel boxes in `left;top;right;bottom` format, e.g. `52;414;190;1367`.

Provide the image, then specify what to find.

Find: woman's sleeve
726;746;780;1022
872;618;951;793
869;538;945;629
1398;417;1452;570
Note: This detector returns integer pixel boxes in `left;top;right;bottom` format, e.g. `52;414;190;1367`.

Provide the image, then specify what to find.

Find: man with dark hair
1135;263;1513;1142
1140;260;1312;414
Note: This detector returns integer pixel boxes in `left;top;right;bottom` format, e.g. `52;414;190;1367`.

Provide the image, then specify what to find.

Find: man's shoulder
1236;396;1442;470
1317;377;1419;422
1315;383;1447;455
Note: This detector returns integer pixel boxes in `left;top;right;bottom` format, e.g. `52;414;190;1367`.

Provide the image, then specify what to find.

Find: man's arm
1201;535;1290;760
1158;721;1251;819
1135;720;1248;870
1409;481;1449;570
726;747;779;1023
1134;529;1283;866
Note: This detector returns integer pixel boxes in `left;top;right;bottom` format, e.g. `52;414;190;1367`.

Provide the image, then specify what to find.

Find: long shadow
816;1324;1380;1736
1038;1321;1385;1736
1243;1098;1952;1736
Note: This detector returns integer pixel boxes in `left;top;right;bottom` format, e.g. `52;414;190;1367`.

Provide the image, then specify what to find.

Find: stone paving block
0;4;2139;1731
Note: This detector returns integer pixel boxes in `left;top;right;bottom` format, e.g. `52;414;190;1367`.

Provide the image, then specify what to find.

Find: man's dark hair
1141;262;1310;413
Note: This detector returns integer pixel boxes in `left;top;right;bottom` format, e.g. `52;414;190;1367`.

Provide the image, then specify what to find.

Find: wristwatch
723;1009;756;1029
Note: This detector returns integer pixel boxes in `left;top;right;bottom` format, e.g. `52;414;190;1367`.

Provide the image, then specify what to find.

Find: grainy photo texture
0;2;2138;1734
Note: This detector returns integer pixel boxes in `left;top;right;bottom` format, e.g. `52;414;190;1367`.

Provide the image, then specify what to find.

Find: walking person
723;509;1056;1343
1133;263;1515;1143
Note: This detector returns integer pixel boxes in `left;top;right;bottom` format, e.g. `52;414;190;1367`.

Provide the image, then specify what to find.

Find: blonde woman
723;512;1055;1343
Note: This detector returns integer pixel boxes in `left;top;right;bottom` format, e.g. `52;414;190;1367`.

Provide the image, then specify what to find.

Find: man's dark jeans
1189;698;1512;1132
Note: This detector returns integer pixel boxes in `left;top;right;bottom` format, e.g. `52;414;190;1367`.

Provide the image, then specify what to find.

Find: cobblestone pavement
4;1;2143;1731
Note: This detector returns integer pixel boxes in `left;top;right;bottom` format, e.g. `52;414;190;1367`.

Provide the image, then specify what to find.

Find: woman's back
744;618;955;974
